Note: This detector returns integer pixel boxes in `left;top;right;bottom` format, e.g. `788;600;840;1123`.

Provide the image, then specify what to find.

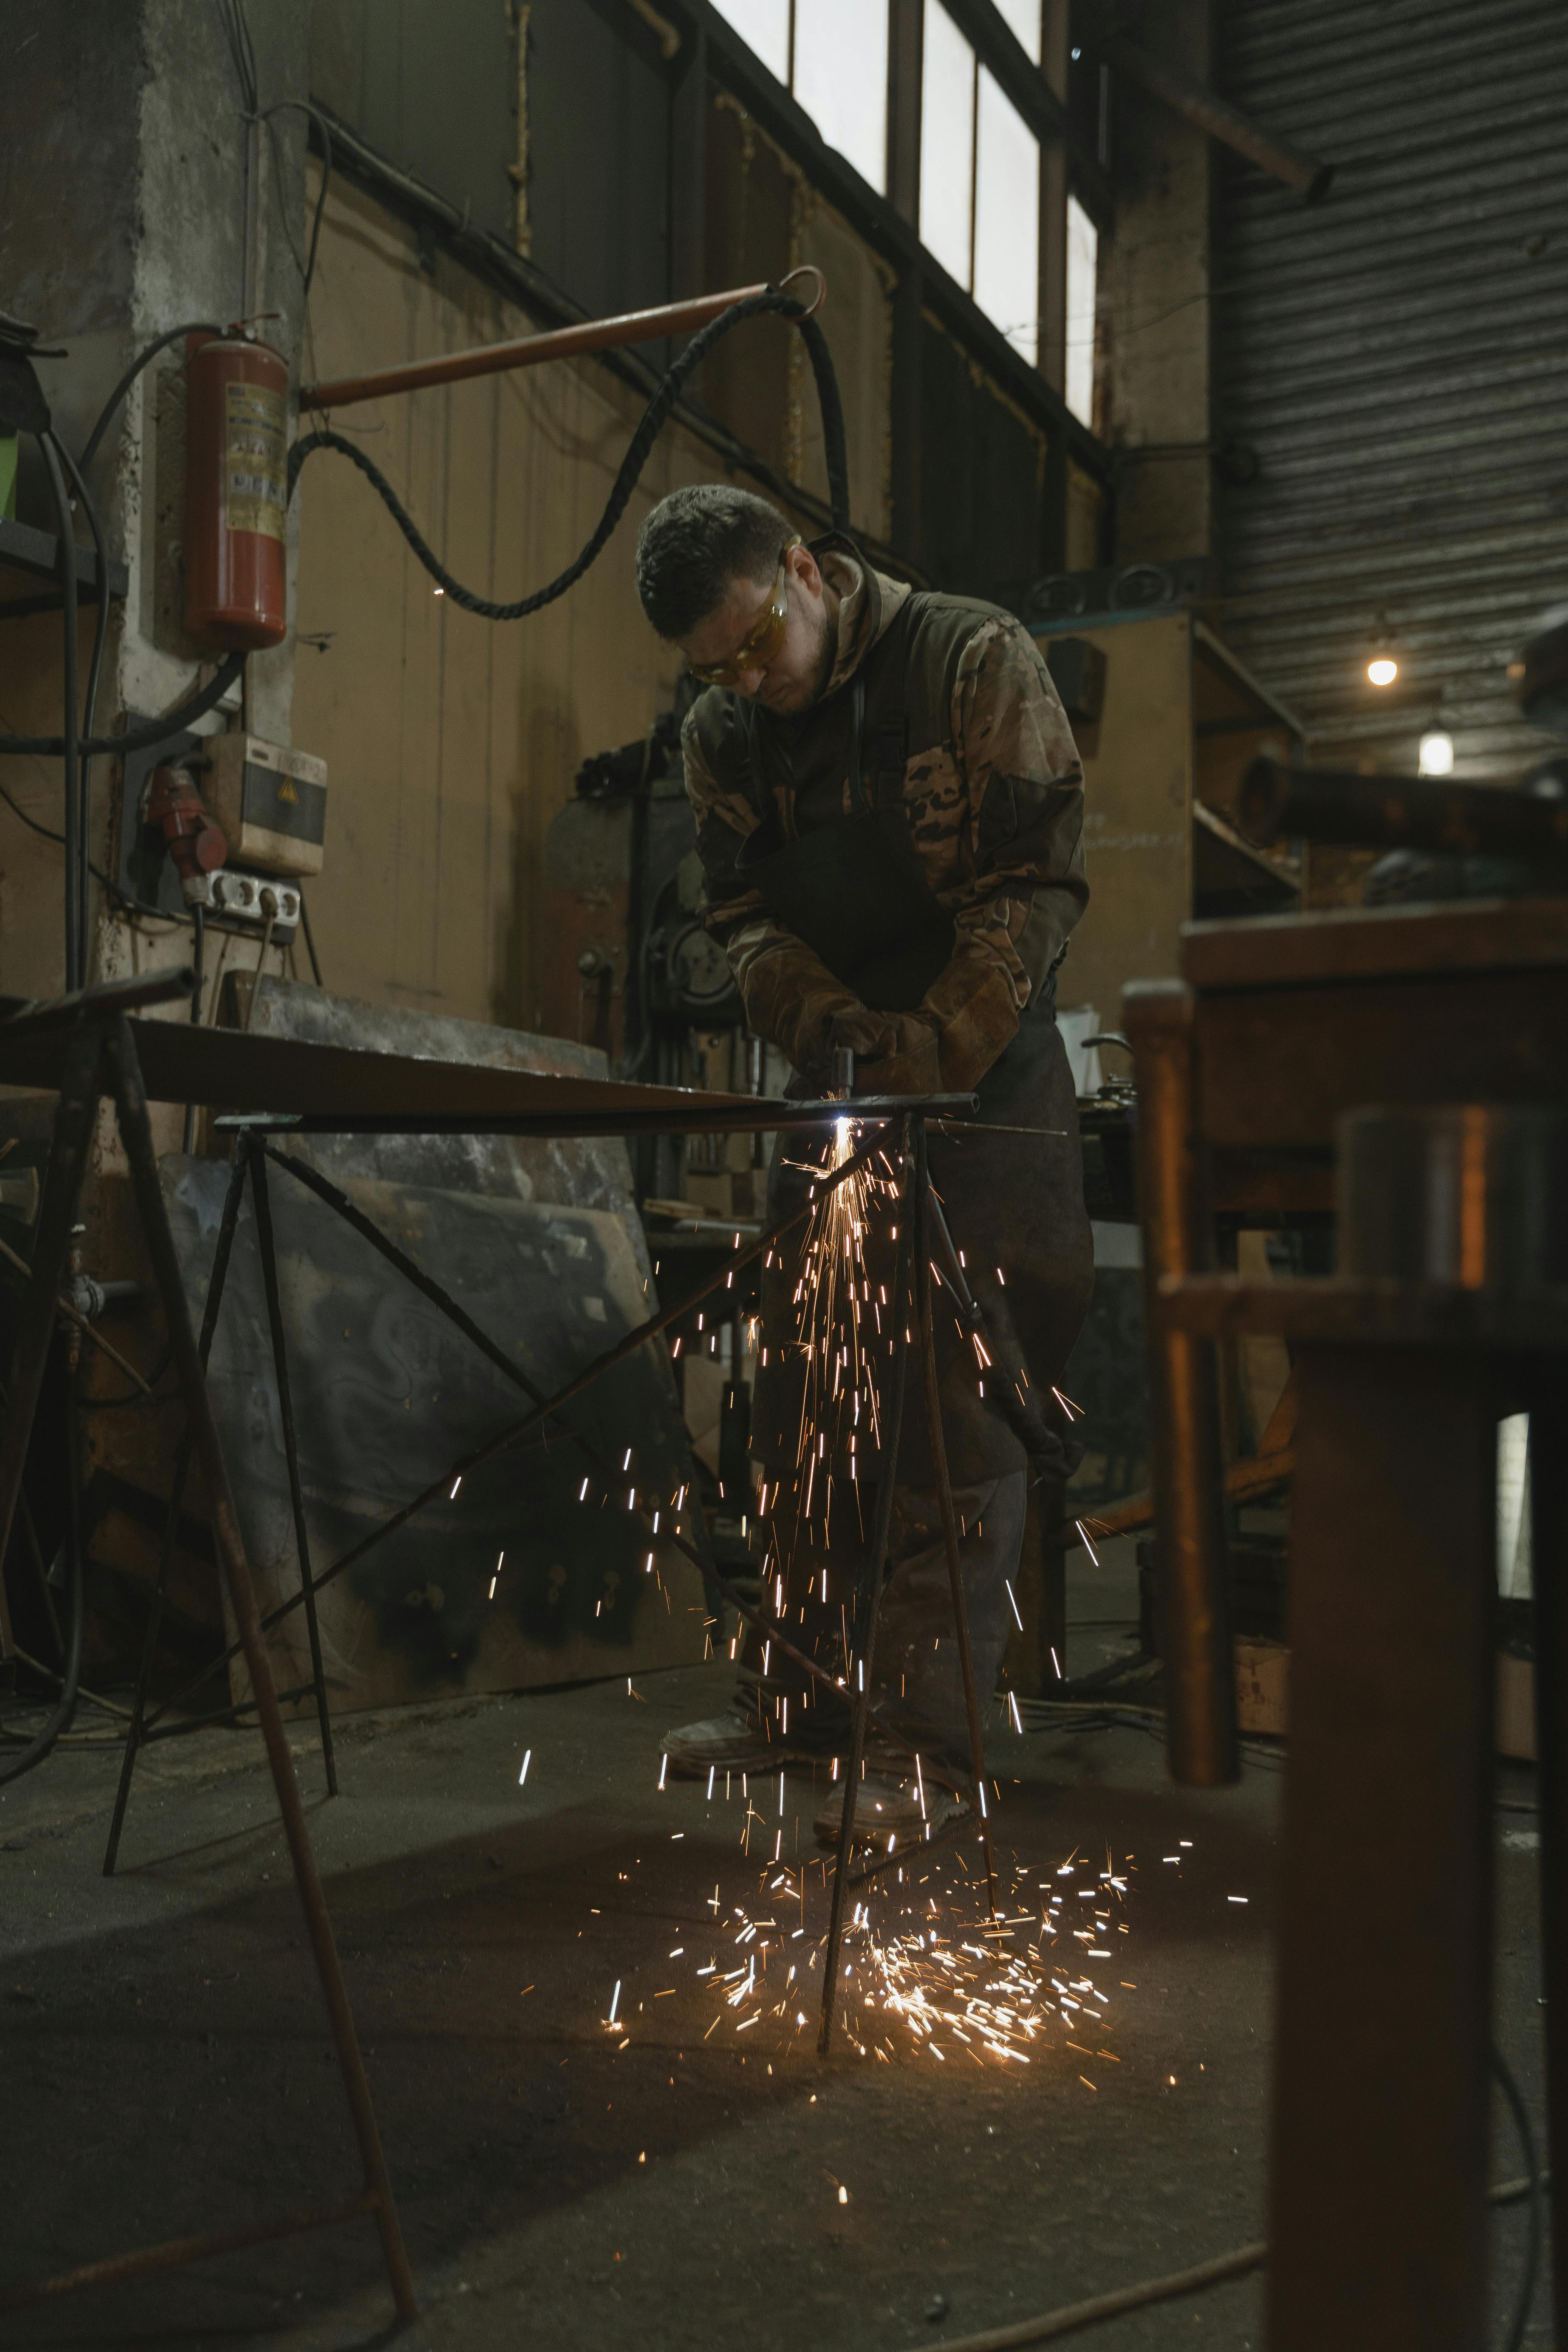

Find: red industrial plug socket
145;763;228;905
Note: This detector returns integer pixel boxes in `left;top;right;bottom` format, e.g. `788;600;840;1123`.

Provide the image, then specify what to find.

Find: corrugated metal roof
1213;0;1568;778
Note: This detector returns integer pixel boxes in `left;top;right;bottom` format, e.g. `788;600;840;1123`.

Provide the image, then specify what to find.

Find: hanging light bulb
1367;655;1398;687
1418;729;1454;775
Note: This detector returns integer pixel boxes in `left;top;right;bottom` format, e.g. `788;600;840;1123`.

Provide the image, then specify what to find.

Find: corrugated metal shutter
1212;0;1568;780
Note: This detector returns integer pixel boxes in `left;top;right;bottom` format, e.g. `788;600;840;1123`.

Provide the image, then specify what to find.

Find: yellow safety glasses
687;540;799;688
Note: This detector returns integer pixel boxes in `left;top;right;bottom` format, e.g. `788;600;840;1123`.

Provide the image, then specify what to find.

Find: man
636;484;1093;1843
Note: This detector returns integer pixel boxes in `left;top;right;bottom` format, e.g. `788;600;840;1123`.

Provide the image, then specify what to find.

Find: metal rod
1124;981;1238;1789
103;1143;251;1875
214;1092;976;1140
248;1139;337;1798
145;1124;897;1733
105;1018;417;2323
1103;34;1334;202
299;267;825;413
0;963;193;1045
0;2191;377;2312
914;1118;998;1916
819;1120;915;2058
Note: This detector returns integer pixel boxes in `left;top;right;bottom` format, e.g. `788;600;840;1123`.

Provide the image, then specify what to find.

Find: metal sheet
0;1009;764;1123
162;1157;709;1716
1214;0;1568;780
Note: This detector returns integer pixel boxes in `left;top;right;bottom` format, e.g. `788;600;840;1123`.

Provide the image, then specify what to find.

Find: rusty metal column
1530;1369;1568;2346
1268;1346;1496;2352
1124;980;1237;1786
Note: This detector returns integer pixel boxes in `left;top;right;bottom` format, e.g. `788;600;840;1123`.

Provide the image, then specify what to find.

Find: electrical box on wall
205;735;327;876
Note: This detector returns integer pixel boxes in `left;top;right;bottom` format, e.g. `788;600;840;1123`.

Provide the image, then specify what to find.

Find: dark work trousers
741;995;1093;1767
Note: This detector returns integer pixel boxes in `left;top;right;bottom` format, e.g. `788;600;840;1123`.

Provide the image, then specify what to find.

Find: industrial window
973;68;1039;363
711;0;889;196
710;0;790;85
1065;192;1098;425
794;0;888;195
919;0;1040;363
990;0;1042;62
918;0;976;288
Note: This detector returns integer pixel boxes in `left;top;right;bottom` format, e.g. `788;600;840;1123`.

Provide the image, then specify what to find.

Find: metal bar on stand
103;1018;417;2322
104;1141;251;1874
913;1117;999;1917
248;1137;337;1797
818;1120;915;2058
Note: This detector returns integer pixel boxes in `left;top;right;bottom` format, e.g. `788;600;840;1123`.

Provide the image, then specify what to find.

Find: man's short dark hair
635;484;790;640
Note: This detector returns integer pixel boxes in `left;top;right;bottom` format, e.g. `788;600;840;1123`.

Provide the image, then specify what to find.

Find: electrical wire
0;650;246;761
258;102;333;298
297;889;324;985
35;433;82;988
0;780;112;884
54;436;112;981
79;320;225;478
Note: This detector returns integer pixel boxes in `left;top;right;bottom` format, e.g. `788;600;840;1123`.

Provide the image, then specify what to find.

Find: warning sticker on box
224;379;286;540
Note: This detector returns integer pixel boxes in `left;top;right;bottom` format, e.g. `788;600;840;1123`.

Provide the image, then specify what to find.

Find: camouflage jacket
681;547;1088;1092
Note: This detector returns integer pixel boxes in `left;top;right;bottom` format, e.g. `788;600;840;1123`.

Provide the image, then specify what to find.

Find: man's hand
847;1012;943;1099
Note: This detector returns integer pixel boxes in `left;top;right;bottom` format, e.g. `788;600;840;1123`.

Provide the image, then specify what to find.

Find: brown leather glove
921;958;1021;1092
849;1012;944;1098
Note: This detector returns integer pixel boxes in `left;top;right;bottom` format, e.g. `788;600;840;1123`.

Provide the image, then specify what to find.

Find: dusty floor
0;1541;1549;2349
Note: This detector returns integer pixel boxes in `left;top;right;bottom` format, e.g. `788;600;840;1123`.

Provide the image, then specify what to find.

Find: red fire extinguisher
183;330;290;650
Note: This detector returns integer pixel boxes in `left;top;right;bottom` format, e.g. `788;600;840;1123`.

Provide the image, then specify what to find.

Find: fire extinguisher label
223;379;287;541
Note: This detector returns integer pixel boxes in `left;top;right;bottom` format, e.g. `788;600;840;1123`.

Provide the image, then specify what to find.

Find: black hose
79;321;225;478
1492;2042;1542;2352
285;284;852;622
54;437;112;981
0;651;246;761
36;435;82;989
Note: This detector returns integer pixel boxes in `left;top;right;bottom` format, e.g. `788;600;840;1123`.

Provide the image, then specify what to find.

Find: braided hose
286;285;851;620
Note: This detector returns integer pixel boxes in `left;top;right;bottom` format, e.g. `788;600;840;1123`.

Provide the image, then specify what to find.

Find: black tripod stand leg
0;1028;102;1595
105;1018;416;2320
104;1142;251;1874
818;1120;915;2058
248;1137;336;1797
913;1119;999;1915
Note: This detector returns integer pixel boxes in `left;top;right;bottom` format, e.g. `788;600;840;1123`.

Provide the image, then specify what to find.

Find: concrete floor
0;1541;1550;2348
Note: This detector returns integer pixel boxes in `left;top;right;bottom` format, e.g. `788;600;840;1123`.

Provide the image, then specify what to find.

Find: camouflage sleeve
682;713;903;1080
920;616;1088;1092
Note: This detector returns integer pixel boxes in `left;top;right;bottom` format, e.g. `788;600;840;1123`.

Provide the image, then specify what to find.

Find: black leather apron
734;594;954;1012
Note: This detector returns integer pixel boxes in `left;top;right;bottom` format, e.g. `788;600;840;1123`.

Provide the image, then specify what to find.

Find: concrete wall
0;0;310;1018
1100;0;1214;564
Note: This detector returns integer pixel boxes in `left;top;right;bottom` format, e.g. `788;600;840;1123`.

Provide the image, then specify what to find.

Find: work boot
812;1770;966;1851
660;1707;806;1778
